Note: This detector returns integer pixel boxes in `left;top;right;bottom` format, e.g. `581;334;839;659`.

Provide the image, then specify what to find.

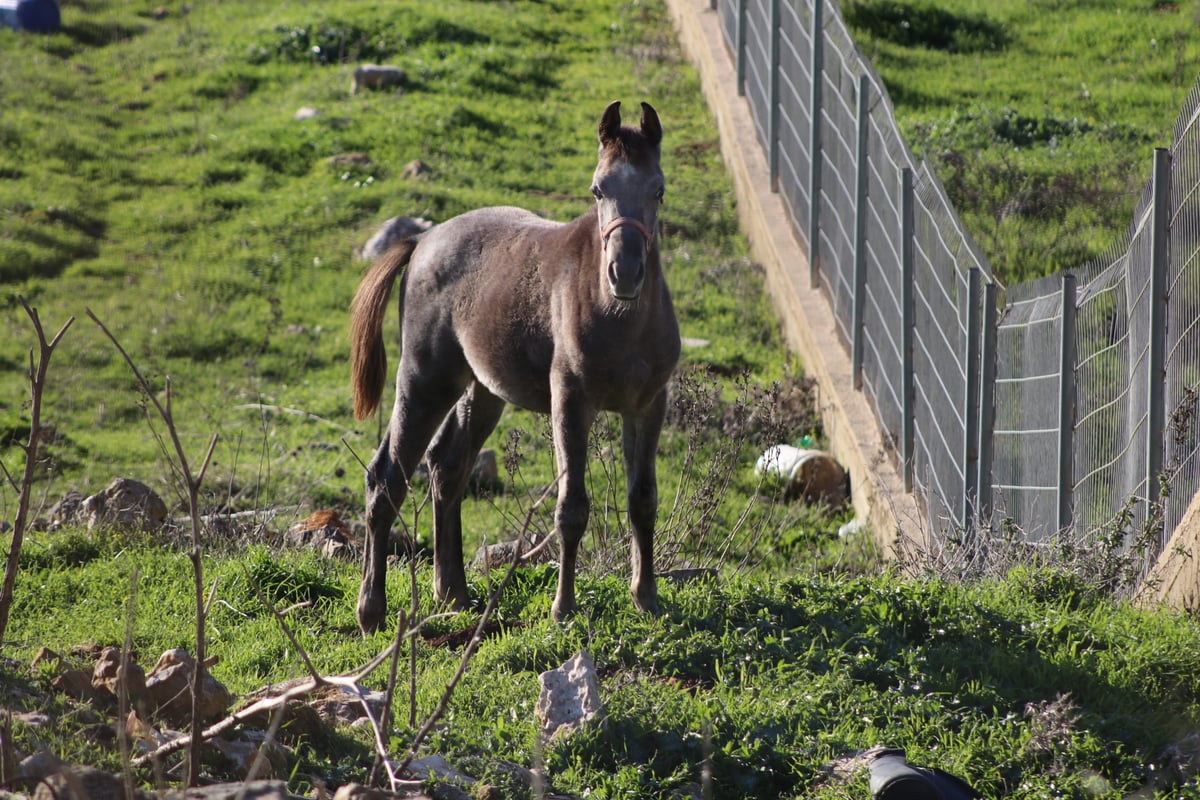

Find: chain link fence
716;0;1200;572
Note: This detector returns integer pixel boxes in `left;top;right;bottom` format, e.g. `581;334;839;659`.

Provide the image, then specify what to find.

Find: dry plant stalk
88;309;218;787
0;297;73;648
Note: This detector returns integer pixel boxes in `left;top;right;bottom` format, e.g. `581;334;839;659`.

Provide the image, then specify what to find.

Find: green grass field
4;1;1200;798
843;0;1200;284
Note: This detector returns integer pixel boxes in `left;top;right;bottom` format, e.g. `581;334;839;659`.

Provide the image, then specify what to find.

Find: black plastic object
868;748;983;800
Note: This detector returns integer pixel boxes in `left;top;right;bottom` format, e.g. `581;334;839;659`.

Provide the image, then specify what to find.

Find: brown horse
349;101;680;634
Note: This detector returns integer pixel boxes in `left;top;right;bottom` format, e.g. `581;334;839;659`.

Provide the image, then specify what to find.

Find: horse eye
591;186;603;201
656;188;665;204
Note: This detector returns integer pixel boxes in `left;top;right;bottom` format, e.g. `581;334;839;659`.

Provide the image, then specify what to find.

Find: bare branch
0;298;74;647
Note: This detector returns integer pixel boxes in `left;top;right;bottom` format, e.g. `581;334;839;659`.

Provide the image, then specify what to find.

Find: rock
52;668;96;701
48;491;86;529
163;780;289;800
18;750;60;783
359;215;435;261
535;651;604;743
209;732;290;779
471;535;551;571
82;477;168;533
310;684;387;727
658;568;718;585
332;784;389;800
32;765;155;800
467;449;500;496
406;754;476;787
352;64;405;95
402;159;433;180
144;649;234;724
328;153;372;169
91;646;147;704
285;509;356;561
754;446;847;505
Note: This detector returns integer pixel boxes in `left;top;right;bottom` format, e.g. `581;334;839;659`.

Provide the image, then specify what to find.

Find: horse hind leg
425;382;505;610
622;391;668;615
358;376;465;635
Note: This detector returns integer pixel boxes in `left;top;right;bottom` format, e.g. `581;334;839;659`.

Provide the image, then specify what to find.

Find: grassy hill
3;1;1200;799
843;0;1200;284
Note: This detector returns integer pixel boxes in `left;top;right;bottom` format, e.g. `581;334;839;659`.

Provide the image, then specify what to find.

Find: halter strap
599;216;656;253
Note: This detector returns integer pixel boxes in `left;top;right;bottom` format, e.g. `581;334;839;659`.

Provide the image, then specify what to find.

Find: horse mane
349;239;417;420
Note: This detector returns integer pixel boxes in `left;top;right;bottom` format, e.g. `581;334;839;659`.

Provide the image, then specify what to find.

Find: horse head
593;100;664;301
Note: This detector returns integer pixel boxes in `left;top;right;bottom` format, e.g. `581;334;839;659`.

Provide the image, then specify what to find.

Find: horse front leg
622;389;668;615
550;377;597;622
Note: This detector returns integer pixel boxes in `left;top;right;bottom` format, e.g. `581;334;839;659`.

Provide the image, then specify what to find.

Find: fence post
769;0;781;190
1147;147;1171;519
807;0;824;289
963;267;983;533
851;74;870;390
977;280;998;526
736;0;747;97
1058;272;1077;534
901;166;915;492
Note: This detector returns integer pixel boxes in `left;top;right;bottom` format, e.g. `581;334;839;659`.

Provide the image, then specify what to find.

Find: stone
32;765;156;800
359;215;435;261
658;567;718;585
332;784;388;800
351;64;406;95
52;668;96;701
467;449;500;495
471;535;551;571
328;153;372;169
91;646;147;704
162;780;289;800
402;159;433;180
285;509;356;561
48;491;86;529
144;649;234;724
406;754;476;787
82;477;168;533
535;651;604;743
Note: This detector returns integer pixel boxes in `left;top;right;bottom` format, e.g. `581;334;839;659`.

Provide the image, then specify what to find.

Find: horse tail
350;239;417;420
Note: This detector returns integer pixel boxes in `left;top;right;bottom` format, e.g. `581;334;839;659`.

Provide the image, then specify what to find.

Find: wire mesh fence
716;0;1200;577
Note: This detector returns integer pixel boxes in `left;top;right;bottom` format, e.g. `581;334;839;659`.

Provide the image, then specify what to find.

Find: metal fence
716;0;1200;567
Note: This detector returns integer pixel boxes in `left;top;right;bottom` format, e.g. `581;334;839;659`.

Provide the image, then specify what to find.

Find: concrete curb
664;0;925;556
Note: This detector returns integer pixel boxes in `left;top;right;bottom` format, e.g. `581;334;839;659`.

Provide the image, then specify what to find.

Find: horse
349;101;681;634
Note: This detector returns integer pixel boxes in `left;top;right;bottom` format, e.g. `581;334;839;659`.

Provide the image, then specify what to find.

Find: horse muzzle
601;216;655;300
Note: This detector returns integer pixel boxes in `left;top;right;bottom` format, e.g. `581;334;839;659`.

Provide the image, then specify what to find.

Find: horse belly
461;334;553;414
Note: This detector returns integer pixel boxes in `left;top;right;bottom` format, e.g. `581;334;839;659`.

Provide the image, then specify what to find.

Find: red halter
599;216;656;254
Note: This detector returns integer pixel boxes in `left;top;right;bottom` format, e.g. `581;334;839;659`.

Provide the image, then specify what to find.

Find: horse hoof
357;596;386;636
551;600;577;622
632;586;660;615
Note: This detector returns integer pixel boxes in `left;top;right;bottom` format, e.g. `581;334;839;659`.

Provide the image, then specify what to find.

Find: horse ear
640;102;662;148
599;101;622;145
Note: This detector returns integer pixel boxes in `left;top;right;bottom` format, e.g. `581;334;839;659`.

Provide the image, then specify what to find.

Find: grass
0;0;827;562
842;0;1200;285
7;531;1200;798
4;1;1200;798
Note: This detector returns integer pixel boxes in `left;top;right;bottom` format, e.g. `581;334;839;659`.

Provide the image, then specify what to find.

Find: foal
349;101;680;633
